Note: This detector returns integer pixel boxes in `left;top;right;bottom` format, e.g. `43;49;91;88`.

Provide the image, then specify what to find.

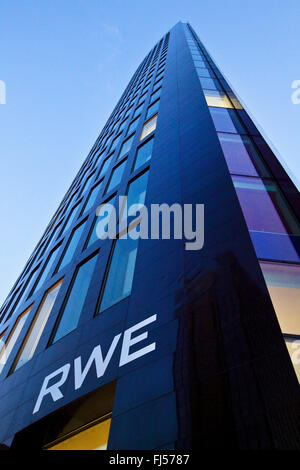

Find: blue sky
0;0;299;305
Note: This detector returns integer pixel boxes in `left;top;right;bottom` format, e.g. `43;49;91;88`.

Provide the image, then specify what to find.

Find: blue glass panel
53;254;98;342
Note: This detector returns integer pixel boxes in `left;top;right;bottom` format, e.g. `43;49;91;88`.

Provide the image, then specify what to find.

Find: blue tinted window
118;134;135;160
83;181;103;214
134;138;154;171
57;221;86;271
209;107;245;134
87;196;116;247
99;234;139;313
53;254;98;342
105;160;127;194
31;245;61;294
146;100;160;119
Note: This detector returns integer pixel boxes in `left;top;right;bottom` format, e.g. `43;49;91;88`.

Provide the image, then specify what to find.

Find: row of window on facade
0;134;155;378
185;25;300;382
0;47;167;324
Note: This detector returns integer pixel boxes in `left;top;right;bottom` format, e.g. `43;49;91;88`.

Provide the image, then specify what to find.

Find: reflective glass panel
0;306;32;374
57;221;86;271
105;159;127;194
140;115;157;141
260;261;300;335
134;138;154;171
232;176;300;235
53;254;98;342
12;280;63;371
99;232;139;313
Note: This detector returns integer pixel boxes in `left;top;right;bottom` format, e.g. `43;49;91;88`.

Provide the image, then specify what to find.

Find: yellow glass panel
48;418;111;450
260;261;300;335
266;284;300;335
285;339;300;383
204;90;233;108
140;114;157;140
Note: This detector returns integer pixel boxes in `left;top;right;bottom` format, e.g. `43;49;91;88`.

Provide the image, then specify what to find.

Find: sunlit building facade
0;22;299;450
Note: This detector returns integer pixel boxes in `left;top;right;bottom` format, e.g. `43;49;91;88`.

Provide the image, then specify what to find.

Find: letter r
33;364;70;414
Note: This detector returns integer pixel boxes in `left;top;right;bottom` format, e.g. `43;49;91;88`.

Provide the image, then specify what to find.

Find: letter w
74;334;121;390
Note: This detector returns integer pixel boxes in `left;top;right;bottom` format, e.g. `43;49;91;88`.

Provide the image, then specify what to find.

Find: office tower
0;22;299;450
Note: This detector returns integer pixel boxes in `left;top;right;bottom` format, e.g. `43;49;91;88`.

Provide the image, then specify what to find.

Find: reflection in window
48;418;111;450
11;280;63;372
146;100;160;119
53;254;98;343
99;155;113;179
120;170;149;222
150;88;161;104
199;77;219;91
87;196;116;247
260;261;300;383
232;176;300;235
134;138;154;171
57;221;86;272
127;118;139;136
118;134;135;160
218;133;269;177
204;90;233;108
82;181;103;214
99;230;140;313
260;261;300;335
105;159;127;194
0;306;32;374
140;115;157;141
31;244;61;295
209;107;245;134
60;203;80;236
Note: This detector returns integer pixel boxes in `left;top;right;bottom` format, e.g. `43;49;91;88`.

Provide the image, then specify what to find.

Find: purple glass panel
218;133;259;176
232;176;289;234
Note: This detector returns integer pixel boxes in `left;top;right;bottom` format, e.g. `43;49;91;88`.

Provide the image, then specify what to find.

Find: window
146;100;160;119
127;118;139;136
87;195;116;247
260;261;300;335
133;104;143;120
140;115;157;141
52;254;98;343
99;230;140;313
99;155;113;179
120;170;149;222
153;78;163;93
118;118;128;134
134;137;154;171
56;221;86;272
209;107;245;134
60;202;81;236
232;176;300;235
197;68;213;79
105;159;127;194
150;88;161;104
199;77;219;91
0;306;32;374
118;134;135;160
82;180;103;214
204;90;233;108
11;280;63;372
260;261;300;383
218;133;269;178
110;134;122;153
31;244;61;295
47;417;111;450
